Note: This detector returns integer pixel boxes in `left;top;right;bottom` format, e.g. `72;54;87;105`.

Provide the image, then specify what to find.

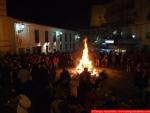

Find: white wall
15;22;79;54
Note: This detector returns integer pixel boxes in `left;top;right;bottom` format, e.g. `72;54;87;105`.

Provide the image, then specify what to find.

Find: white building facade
15;22;80;54
0;0;80;54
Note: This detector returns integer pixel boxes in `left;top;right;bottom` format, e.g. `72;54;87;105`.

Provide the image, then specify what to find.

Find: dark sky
6;0;111;29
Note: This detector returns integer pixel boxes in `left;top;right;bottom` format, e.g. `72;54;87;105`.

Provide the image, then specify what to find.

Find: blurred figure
54;68;71;100
79;68;92;105
17;94;31;113
135;66;149;102
51;87;70;113
95;70;107;95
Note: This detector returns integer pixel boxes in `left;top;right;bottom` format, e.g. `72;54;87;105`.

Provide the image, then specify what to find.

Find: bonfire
76;38;99;76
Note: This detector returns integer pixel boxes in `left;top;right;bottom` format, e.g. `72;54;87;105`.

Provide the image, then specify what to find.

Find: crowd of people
0;50;149;113
94;50;150;73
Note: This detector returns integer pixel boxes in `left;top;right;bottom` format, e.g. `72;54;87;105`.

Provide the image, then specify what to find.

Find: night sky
6;0;111;29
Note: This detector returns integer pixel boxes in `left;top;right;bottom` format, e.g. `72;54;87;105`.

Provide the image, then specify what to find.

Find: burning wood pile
76;38;99;77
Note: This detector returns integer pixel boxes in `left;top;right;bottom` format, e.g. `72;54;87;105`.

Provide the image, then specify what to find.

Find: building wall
90;5;106;27
15;22;80;54
0;16;16;53
128;23;150;46
135;0;150;23
105;0;136;25
105;0;150;24
0;17;80;54
102;0;150;47
0;0;16;53
0;0;6;16
79;28;99;42
0;0;80;54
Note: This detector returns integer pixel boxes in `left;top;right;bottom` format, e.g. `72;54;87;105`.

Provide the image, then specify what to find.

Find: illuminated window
45;31;49;42
34;30;39;43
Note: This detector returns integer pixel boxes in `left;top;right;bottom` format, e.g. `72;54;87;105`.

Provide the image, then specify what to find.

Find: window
60;44;62;50
34;30;39;43
69;33;72;42
65;44;67;50
53;32;56;42
60;35;62;41
65;33;67;42
45;31;49;42
70;44;72;49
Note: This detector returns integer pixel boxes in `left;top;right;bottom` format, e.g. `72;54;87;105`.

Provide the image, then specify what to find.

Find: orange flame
76;38;98;76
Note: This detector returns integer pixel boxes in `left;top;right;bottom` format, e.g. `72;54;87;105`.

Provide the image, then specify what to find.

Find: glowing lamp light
113;30;117;35
105;40;114;44
132;35;136;38
56;31;63;36
60;32;63;35
16;23;25;33
75;35;80;40
121;49;126;53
